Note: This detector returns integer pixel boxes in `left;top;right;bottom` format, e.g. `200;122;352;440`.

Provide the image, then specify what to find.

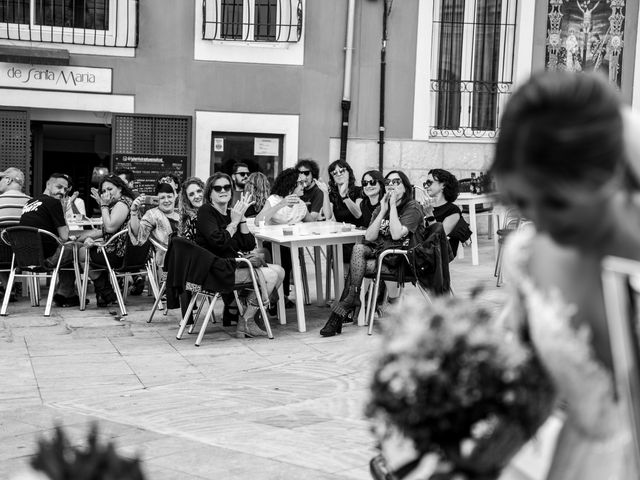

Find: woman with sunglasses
195;173;284;338
320;170;424;336
328;160;362;224
423;168;464;255
360;170;386;228
80;175;136;307
178;177;205;241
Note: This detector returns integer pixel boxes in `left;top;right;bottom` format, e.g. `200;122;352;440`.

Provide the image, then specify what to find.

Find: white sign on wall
254;137;279;156
0;62;112;93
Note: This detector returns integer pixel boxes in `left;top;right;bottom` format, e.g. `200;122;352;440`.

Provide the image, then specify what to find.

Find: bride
493;71;640;479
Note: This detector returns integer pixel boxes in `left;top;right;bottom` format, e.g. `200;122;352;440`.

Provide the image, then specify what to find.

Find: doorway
32;122;111;214
210;132;283;182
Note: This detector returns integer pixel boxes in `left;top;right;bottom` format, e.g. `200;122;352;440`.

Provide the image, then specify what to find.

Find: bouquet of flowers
366;294;555;480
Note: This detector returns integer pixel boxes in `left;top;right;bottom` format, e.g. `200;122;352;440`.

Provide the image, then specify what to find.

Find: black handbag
450;215;472;243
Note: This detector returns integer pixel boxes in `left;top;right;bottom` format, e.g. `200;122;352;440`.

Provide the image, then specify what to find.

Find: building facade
0;0;638;201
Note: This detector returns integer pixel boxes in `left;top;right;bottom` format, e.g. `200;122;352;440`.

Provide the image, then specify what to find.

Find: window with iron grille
0;0;138;47
430;0;517;138
203;0;302;43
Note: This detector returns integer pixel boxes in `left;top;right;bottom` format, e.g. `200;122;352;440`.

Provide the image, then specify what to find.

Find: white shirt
265;194;308;225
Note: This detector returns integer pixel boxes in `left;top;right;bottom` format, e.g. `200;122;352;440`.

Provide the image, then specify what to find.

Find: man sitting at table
296;159;332;221
0;167;31;300
19;173;81;307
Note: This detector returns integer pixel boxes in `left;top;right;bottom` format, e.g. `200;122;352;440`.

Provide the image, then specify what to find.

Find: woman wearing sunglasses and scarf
195;173;284;338
320;170;423;336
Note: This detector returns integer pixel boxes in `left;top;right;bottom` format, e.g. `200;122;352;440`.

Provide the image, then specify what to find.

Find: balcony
202;0;302;43
0;0;138;48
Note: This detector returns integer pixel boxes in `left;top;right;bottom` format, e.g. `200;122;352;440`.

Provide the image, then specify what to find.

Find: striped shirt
0;191;31;228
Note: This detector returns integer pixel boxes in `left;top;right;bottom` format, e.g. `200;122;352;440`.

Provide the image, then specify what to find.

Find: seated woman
79;175;135;307
178;177;205;241
256;168;323;307
243;172;270;219
320;170;424;337
359;170;385;228
328;160;362;225
195;173;284;338
423;168;464;256
128;183;179;268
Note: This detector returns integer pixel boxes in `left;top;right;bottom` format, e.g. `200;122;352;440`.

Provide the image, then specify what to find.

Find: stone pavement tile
271;441;374;474
24;336;116;357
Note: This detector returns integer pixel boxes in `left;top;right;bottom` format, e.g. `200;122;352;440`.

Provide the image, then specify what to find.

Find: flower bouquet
366;294;555;480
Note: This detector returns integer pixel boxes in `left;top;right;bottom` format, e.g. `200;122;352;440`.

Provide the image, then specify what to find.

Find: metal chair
80;230;160;316
146;237;169;323
175;258;274;347
0;226;81;317
494;208;523;287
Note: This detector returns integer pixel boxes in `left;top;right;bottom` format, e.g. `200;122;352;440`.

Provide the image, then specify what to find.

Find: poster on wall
546;0;626;86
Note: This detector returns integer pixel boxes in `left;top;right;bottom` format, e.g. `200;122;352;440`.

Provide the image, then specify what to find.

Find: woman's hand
316;180;329;194
338;181;349;198
90;187;103;206
379;192;390;216
388;189;400;206
130;195;145;214
285;194;300;207
83;237;95;247
230;192;255;223
422;195;435;216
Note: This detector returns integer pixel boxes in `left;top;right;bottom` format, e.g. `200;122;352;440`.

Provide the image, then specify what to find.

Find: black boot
332;285;361;318
320;312;343;337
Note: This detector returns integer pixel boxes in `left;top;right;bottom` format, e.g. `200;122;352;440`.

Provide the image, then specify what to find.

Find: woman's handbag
237;252;267;269
450;215;473;244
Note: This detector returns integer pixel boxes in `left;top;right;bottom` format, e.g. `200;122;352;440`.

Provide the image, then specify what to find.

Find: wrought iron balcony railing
0;0;138;47
202;0;302;43
429;80;512;139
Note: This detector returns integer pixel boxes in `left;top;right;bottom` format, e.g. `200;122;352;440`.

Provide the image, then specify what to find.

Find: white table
253;221;364;333
67;218;103;235
456;193;497;266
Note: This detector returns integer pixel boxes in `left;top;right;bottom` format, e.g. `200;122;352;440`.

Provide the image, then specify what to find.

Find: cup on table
283;225;294;236
258;220;266;229
341;223;352;232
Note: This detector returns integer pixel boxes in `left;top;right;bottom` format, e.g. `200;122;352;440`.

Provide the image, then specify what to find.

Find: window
0;0;137;47
203;0;302;43
430;0;517;138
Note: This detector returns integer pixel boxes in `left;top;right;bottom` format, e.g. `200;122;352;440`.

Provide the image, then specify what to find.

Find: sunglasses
331;167;346;177
212;184;232;192
424;179;437;187
298;170;311;176
235;172;249;177
385;178;402;186
362;180;378;187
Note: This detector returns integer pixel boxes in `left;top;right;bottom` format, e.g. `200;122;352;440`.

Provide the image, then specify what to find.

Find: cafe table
67;217;103;236
456;192;497;266
251;221;365;333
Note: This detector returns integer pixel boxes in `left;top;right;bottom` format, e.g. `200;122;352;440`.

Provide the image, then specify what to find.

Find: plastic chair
80;229;160;316
494;208;523;287
0;226;82;317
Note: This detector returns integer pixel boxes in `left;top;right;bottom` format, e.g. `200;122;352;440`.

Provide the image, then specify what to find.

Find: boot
236;316;267;338
320;312;343;337
332;285;361;318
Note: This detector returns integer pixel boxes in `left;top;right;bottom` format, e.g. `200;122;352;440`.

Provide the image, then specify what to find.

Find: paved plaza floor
0;238;543;479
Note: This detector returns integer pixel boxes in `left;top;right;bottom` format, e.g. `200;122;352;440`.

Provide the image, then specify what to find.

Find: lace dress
502;226;637;480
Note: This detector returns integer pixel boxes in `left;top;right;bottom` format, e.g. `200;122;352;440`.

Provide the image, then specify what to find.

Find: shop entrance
32;122;111;214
